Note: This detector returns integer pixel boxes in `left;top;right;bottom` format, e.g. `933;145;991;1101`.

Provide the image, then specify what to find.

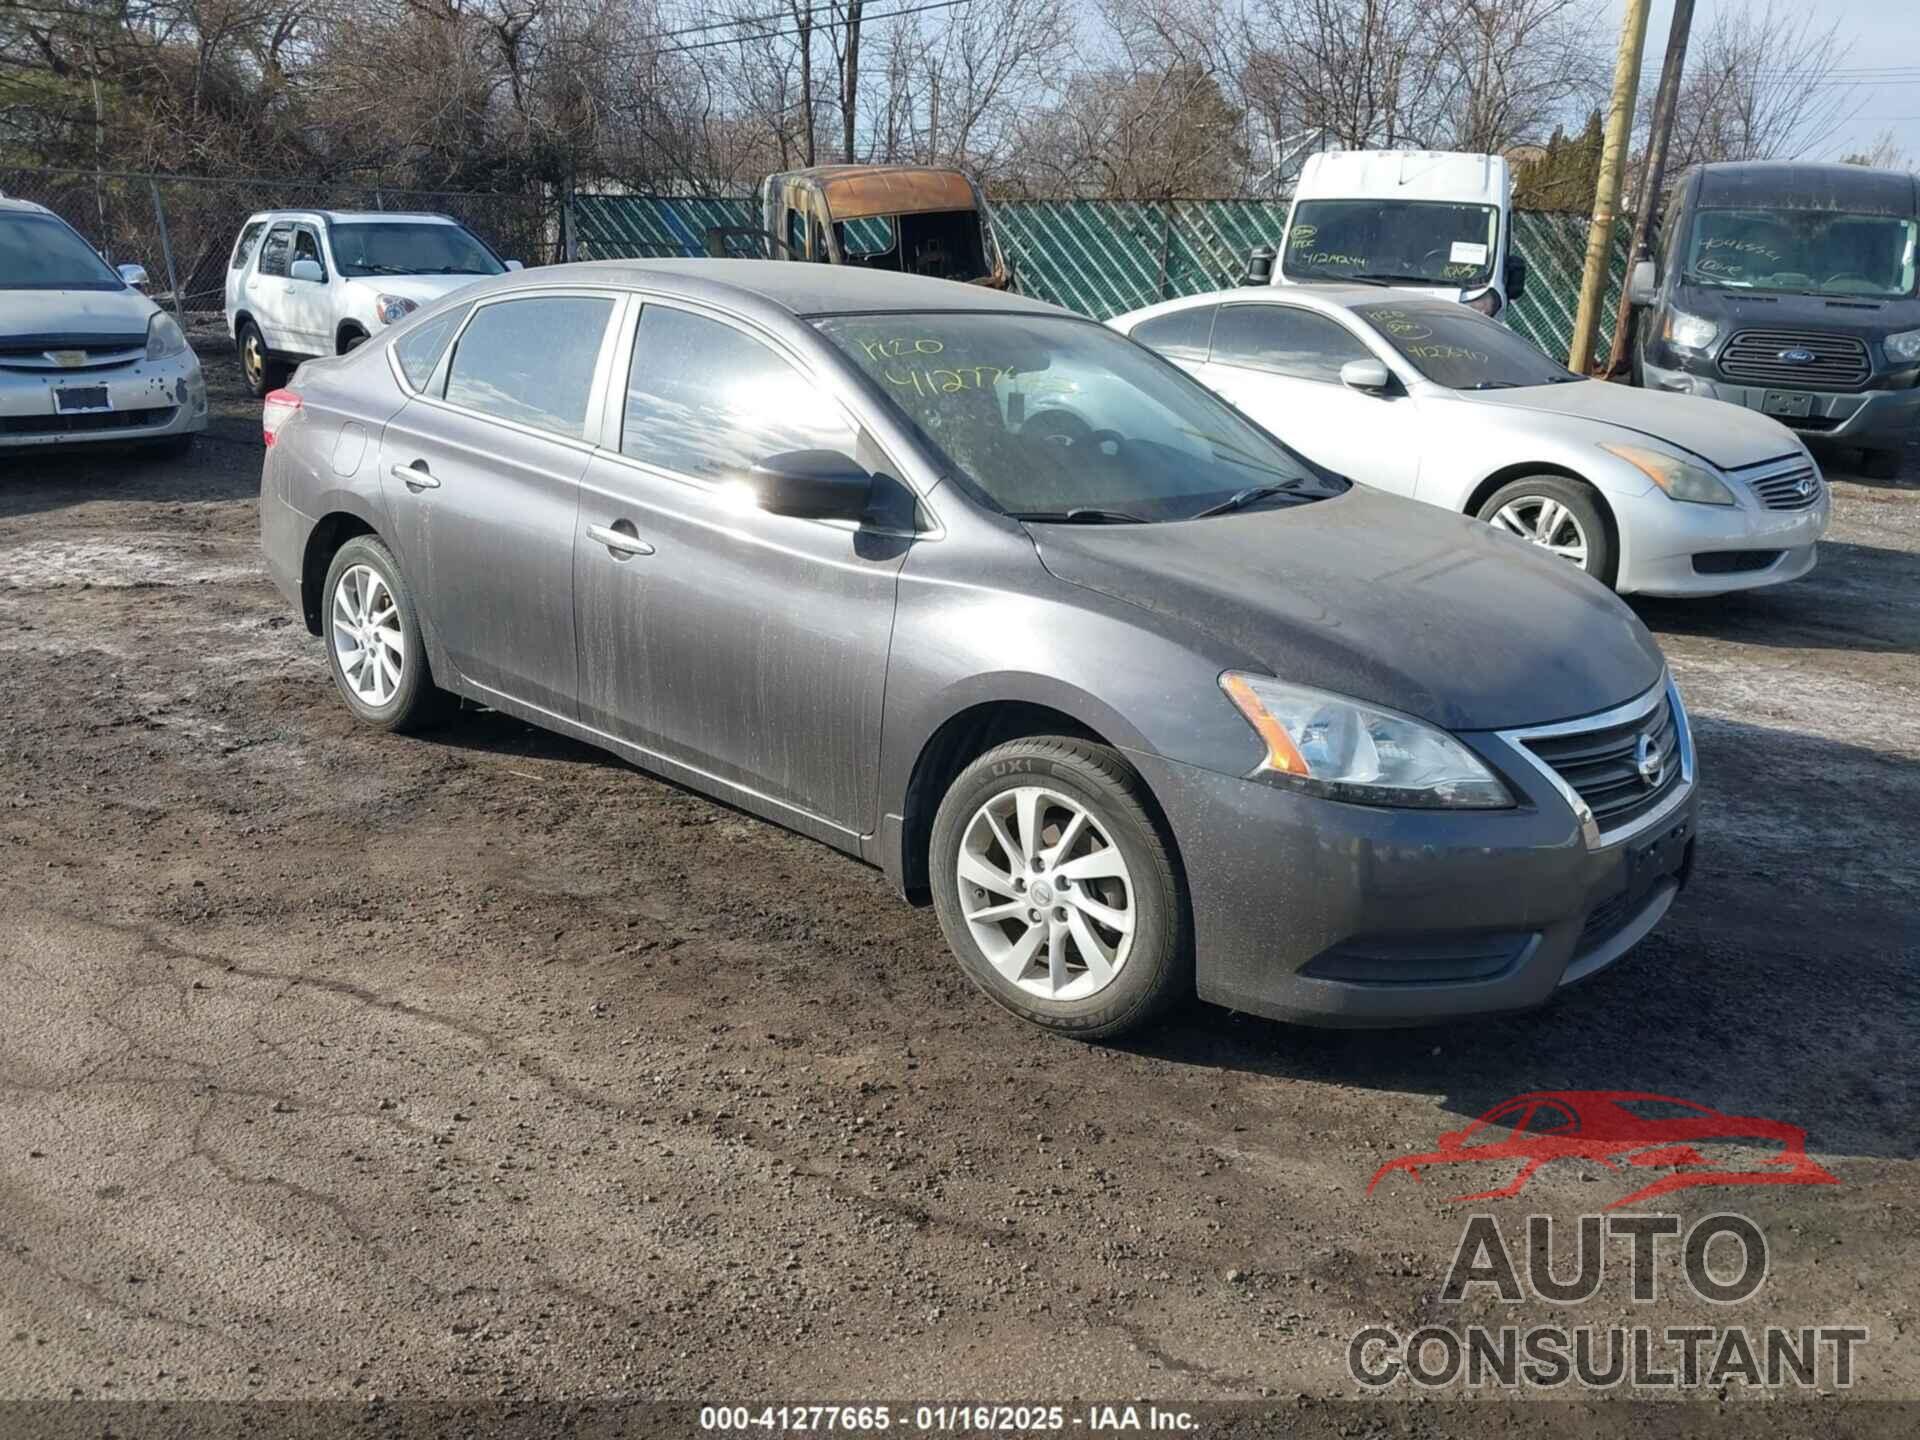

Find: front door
574;301;908;833
376;290;622;717
282;223;335;356
1199;302;1422;497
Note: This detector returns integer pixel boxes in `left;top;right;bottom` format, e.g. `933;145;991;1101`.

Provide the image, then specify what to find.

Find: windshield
329;221;504;278
1684;207;1918;298
1354;302;1575;390
815;312;1344;522
0;212;124;291
1283;200;1499;286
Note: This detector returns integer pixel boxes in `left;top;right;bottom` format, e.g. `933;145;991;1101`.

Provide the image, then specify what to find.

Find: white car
223;210;521;396
1111;287;1830;597
0;198;207;456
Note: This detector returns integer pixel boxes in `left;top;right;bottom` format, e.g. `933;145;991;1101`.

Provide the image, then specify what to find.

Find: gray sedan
259;261;1698;1038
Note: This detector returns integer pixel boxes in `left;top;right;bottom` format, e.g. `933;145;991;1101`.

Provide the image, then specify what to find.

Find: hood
1673;278;1920;348
0;287;155;345
345;274;490;305
1467;378;1800;470
1031;487;1664;732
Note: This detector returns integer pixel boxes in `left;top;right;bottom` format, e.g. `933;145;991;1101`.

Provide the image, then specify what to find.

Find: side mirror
290;257;325;283
1340;358;1392;392
1504;253;1528;302
1627;259;1657;307
504;259;525;271
1243;245;1275;286
749;449;872;522
117;263;150;291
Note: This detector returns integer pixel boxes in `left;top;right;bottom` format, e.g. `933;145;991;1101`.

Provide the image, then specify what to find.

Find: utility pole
1566;0;1653;374
1605;0;1695;379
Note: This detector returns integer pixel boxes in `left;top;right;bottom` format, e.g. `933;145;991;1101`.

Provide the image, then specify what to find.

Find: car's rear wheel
929;737;1190;1039
237;319;288;399
1477;476;1616;586
322;536;454;733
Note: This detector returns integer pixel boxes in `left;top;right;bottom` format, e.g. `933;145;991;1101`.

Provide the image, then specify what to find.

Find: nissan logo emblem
1777;348;1817;364
1634;734;1664;788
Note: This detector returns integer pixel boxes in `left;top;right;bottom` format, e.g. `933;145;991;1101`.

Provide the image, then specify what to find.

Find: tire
237;319;288;399
929;737;1191;1040
339;328;368;355
321;535;455;733
1476;475;1616;587
142;433;196;460
1862;449;1904;481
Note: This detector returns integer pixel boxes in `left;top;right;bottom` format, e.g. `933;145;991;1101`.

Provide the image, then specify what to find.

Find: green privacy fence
569;193;1630;359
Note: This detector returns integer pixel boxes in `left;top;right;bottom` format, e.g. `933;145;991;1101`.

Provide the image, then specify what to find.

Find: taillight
262;389;302;447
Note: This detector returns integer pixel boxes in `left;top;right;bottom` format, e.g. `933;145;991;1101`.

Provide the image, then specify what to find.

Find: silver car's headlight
1663;308;1718;350
1601;442;1737;506
1220;674;1512;809
145;312;187;360
1886;327;1920;363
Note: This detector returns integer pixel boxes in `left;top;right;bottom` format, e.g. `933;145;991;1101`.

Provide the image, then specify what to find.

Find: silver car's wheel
1490;495;1589;567
957;784;1137;1001
331;563;406;707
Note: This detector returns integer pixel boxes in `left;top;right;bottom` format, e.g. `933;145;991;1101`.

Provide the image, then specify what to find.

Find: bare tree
1664;0;1860;168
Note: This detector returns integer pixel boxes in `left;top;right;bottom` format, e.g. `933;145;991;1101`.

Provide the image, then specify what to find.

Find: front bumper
1132;682;1699;1027
1611;460;1829;598
1643;357;1920;451
0;350;208;450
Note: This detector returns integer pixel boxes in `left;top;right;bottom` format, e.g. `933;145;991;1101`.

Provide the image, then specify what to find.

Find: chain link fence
0;167;560;320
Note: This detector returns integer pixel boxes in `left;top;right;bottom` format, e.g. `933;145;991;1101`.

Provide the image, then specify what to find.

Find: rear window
443;296;614;439
392;305;470;391
1129;305;1217;361
231;221;267;270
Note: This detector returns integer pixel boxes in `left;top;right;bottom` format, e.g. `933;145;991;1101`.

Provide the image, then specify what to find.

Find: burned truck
706;165;1013;289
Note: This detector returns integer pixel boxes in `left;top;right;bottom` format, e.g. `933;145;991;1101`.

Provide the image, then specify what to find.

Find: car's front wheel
322;536;454;733
929;737;1190;1039
1476;475;1616;586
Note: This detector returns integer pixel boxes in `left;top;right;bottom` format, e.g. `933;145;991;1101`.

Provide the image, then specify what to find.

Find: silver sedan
1112;286;1830;597
0;199;207;456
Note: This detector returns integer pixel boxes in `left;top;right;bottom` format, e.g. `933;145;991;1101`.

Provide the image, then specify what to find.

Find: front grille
1718;329;1870;391
1522;691;1684;836
1693;550;1783;575
1743;462;1824;511
0;406;177;436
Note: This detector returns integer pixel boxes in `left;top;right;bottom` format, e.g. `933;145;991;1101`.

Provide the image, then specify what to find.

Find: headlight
376;294;419;326
1662;308;1718;350
1219;674;1512;809
1886;327;1920;363
145;312;187;360
1600;441;1737;505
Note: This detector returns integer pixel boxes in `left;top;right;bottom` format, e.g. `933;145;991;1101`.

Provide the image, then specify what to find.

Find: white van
1263;150;1527;319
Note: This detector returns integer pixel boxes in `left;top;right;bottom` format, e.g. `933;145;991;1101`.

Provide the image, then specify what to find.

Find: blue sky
1613;0;1920;166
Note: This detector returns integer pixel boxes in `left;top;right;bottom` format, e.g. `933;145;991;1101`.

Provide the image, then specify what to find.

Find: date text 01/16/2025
699;1405;1200;1433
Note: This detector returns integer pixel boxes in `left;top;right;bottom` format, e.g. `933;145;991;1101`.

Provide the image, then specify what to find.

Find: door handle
390;461;440;490
588;522;654;557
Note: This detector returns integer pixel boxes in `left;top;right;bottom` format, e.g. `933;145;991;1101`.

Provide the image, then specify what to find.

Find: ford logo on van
1777;348;1817;364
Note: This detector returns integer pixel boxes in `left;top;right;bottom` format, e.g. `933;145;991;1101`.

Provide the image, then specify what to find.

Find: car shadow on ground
1122;716;1919;1165
1631;541;1920;656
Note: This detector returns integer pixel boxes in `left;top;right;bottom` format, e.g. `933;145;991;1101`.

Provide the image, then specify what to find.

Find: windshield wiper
1188;482;1304;519
1465;380;1520;390
1013;507;1148;525
1354;272;1450;286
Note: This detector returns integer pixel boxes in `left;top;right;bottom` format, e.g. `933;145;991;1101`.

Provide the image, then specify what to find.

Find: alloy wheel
243;330;264;388
1490;496;1590;569
956;785;1136;1001
331;564;406;707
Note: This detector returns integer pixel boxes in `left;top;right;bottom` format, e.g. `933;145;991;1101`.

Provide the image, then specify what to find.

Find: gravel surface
1;332;1914;1424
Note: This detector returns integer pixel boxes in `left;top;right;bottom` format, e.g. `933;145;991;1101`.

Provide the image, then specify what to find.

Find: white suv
223;210;521;396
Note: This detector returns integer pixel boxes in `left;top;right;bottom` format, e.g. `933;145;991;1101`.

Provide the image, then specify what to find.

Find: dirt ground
1;331;1915;1428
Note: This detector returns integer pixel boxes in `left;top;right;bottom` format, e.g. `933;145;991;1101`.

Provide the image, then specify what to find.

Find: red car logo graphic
1368;1091;1838;1210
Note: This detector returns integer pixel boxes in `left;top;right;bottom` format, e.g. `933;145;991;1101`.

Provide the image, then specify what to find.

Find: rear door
573;300;909;832
1199;303;1421;496
376;290;624;718
225;220;266;334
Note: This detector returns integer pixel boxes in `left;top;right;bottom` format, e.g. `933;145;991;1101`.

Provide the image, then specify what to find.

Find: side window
1212;305;1373;382
257;223;293;279
1130;305;1218;361
231;221;266;271
621;305;858;482
291;226;327;280
786;209;806;262
443;295;615;440
392;305;471;391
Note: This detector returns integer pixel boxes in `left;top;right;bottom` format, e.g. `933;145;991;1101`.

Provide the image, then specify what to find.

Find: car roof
245;210;462;225
1112;284;1445;328
1691;160;1917;217
481;258;1073;320
0;197;54;216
